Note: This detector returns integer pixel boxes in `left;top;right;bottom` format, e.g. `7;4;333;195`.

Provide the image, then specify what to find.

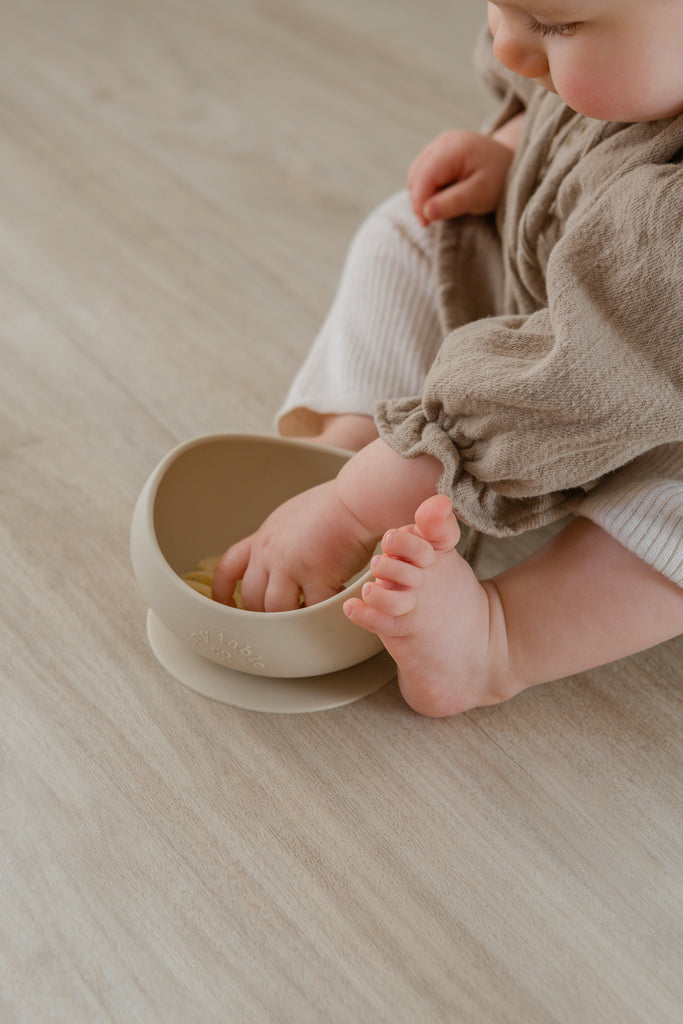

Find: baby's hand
407;129;515;226
211;481;378;612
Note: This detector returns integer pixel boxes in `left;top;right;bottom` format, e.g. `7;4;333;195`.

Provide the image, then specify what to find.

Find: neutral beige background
1;1;681;1021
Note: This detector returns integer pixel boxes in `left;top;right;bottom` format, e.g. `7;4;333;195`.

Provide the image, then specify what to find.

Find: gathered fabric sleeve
577;445;683;588
374;160;683;537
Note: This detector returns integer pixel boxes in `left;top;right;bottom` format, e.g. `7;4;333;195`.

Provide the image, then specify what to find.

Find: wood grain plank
1;2;680;1022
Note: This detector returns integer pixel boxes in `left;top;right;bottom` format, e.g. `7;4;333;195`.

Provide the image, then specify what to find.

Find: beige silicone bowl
130;434;385;682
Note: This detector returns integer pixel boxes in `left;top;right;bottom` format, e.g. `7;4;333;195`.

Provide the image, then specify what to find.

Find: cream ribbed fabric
277;192;443;436
577;446;683;587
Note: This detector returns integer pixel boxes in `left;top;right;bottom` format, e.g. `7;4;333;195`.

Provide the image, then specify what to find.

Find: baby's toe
381;528;436;569
414;494;460;551
362;580;416;617
371;553;423;588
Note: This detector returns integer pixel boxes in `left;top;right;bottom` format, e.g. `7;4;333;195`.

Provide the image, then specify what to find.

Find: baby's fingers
301;578;343;609
264;572;302;613
212;538;251;606
421;172;495;223
407;132;468;220
408;158;453;224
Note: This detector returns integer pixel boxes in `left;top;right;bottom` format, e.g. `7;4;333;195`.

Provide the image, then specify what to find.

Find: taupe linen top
375;31;683;537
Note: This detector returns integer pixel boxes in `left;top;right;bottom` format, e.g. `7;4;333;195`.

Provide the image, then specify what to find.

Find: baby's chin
535;73;557;95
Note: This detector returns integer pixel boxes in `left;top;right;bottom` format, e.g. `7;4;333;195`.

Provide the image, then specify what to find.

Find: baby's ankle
478;580;521;703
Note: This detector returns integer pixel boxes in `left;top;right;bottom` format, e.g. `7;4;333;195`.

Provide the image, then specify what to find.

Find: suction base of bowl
146;610;396;713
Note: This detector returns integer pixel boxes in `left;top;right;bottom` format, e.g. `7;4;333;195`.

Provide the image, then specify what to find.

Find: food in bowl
180;555;243;604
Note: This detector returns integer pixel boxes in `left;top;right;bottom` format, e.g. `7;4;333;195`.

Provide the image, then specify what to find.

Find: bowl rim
143;431;373;621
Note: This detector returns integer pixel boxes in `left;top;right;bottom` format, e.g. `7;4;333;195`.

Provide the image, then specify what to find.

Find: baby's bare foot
344;495;513;717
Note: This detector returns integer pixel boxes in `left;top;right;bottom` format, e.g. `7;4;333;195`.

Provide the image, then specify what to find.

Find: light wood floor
2;1;681;1021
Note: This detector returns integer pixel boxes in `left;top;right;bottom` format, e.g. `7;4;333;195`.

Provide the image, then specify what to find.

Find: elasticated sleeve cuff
374;394;585;537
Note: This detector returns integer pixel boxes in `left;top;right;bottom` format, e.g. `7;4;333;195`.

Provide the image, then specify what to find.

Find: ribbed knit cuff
577;445;683;587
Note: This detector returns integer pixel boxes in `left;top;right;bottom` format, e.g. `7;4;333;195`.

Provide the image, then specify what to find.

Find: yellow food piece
181;556;243;608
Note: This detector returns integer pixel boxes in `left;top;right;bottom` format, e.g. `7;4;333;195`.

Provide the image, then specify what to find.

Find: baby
213;0;683;716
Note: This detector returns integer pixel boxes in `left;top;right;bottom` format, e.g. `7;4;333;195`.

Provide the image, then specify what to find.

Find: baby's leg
344;495;514;717
308;413;378;452
276;190;443;448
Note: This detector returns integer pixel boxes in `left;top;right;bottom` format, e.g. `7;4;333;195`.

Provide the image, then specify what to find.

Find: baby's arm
212;440;441;611
407;112;526;225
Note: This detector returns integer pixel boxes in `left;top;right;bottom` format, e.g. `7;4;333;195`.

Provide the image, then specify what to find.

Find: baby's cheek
553;56;649;122
552;68;616;121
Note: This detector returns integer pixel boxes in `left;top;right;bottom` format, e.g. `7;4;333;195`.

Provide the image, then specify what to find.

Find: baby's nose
492;25;550;80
